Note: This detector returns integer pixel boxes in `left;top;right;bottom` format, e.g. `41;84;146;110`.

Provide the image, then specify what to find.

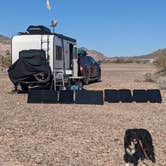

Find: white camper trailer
11;26;83;91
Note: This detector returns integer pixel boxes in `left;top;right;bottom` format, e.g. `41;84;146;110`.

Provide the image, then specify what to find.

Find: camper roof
18;24;76;43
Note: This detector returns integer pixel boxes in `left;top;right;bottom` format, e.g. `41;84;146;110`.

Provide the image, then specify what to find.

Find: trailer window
56;46;62;60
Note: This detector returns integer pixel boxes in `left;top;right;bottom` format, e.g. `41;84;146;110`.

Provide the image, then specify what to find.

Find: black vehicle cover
8;49;51;85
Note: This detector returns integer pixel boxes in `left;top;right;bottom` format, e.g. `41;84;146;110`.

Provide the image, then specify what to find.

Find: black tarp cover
8;49;50;85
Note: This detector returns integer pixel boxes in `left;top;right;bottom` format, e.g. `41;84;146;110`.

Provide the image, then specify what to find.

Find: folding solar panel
147;89;162;103
118;89;133;103
104;89;120;103
59;90;74;104
28;90;58;103
75;90;104;105
133;90;148;103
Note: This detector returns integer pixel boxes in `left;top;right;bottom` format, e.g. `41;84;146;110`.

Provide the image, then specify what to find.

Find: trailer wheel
20;83;29;92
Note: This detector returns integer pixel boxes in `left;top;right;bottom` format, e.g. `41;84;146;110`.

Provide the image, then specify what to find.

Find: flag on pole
46;0;51;10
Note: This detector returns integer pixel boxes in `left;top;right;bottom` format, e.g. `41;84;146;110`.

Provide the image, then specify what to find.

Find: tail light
80;66;83;71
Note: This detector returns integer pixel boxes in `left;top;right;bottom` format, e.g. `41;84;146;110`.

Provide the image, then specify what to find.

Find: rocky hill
128;49;166;60
79;47;107;61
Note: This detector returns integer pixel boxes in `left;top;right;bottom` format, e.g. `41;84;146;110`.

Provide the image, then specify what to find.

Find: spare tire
34;70;51;83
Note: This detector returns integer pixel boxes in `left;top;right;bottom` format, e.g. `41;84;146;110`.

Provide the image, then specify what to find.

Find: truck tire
97;71;101;82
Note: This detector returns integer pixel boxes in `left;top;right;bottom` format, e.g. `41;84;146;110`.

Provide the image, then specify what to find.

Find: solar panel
59;90;74;104
133;90;148;103
118;89;133;103
147;89;162;103
104;89;120;103
28;90;58;103
75;90;104;105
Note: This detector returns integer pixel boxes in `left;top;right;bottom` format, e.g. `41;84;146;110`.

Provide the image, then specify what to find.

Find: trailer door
54;37;63;69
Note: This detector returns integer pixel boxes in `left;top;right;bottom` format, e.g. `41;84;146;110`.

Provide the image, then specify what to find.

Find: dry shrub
0;55;11;68
157;77;166;90
154;50;166;70
103;58;150;64
110;58;134;64
144;73;155;82
145;50;166;89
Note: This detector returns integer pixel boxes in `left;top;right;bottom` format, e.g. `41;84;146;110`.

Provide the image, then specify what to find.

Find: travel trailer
9;25;83;91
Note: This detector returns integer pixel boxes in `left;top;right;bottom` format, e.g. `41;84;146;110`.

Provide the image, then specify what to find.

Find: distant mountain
127;49;166;60
79;47;107;61
131;52;157;60
0;35;11;44
0;35;11;56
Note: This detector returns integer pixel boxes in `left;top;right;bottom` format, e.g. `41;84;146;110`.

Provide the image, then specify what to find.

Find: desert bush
0;49;11;68
154;50;166;70
0;55;11;68
100;58;150;64
141;60;150;64
110;58;134;64
157;77;166;90
144;73;155;82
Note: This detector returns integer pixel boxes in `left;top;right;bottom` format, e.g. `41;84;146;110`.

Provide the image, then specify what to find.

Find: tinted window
87;56;96;64
56;46;62;60
80;56;90;65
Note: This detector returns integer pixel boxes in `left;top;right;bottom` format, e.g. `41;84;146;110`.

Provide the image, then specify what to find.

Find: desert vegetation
154;49;166;70
144;49;166;89
100;58;150;64
0;50;11;69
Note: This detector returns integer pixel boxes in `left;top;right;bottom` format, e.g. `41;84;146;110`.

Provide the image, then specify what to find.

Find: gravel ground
0;64;166;166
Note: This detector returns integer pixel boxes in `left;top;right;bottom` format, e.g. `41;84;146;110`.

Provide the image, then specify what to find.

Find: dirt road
0;64;166;166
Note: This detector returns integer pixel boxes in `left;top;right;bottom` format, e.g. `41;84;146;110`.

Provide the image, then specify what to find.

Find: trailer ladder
54;71;65;90
41;35;50;63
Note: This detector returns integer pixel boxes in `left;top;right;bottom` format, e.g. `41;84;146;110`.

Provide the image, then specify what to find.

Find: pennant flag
46;0;51;10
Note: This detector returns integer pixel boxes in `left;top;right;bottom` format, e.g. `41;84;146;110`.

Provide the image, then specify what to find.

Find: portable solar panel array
105;89;162;103
28;90;104;105
28;89;162;105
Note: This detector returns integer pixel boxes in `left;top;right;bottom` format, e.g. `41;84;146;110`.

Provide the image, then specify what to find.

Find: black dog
124;129;155;166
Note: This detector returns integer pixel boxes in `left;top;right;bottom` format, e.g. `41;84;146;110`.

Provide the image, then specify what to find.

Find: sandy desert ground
0;64;166;166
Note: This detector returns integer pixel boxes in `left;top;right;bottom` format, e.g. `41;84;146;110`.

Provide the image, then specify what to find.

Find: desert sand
0;64;165;166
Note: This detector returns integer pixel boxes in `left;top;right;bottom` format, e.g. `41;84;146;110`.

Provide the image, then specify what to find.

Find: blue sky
0;0;166;57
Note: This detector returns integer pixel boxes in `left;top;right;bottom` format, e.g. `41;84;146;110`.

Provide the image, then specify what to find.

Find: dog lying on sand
124;129;155;166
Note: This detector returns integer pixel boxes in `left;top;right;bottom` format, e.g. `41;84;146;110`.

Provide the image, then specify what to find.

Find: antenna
50;20;58;33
